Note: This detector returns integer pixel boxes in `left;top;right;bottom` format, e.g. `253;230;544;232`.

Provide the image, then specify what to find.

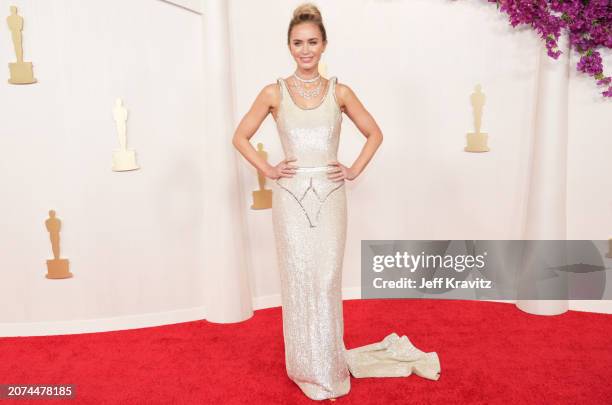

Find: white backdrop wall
230;0;612;310
1;0;610;335
0;0;205;328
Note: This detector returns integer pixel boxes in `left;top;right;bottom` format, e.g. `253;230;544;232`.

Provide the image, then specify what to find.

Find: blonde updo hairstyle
287;3;327;45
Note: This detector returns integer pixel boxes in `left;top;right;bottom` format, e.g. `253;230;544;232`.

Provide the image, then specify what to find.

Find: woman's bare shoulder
334;78;355;111
246;82;280;115
258;82;281;106
335;79;354;97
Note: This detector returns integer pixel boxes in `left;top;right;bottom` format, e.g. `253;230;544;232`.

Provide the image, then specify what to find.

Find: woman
232;3;439;400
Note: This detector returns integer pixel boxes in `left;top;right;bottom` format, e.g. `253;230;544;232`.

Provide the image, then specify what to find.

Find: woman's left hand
327;160;357;182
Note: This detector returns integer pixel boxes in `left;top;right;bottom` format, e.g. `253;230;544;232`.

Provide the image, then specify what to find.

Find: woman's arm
328;82;383;182
231;84;297;180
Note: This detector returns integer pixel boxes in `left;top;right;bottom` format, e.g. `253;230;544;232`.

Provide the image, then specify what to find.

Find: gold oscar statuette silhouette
606;238;612;259
6;5;36;84
251;143;272;210
465;84;490;152
45;210;72;279
112;98;140;171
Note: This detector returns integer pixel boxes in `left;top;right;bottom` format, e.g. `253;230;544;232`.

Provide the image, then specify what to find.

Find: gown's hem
293;376;351;401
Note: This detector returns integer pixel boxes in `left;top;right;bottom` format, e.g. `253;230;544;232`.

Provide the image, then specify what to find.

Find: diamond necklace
294;71;320;83
291;73;322;100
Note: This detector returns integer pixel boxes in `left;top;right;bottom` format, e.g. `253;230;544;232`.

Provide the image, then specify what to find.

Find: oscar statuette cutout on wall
251;143;272;210
112;98;140;171
45;210;73;279
465;84;490;152
6;5;36;84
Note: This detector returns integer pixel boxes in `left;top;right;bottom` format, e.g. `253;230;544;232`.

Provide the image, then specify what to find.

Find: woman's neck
294;67;319;80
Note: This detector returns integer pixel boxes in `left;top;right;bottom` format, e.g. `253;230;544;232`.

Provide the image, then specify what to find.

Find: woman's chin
297;62;317;70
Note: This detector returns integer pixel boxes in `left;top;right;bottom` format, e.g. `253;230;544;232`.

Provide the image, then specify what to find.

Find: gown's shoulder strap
277;77;289;106
329;76;339;109
327;76;338;92
276;77;285;96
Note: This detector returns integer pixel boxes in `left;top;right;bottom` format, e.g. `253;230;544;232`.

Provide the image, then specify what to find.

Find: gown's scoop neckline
281;77;333;111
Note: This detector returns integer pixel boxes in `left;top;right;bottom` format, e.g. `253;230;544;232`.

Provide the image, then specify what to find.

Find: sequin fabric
271;77;441;400
271;76;350;400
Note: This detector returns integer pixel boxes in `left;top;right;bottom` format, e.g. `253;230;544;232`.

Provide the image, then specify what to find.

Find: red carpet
0;299;610;404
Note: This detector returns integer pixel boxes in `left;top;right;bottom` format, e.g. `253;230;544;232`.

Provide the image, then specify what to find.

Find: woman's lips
301;57;313;62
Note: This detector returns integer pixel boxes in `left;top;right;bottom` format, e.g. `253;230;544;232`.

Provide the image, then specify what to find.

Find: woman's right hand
265;157;298;180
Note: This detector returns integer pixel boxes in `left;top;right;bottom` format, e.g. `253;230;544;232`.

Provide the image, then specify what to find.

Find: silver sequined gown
272;76;350;400
271;76;441;401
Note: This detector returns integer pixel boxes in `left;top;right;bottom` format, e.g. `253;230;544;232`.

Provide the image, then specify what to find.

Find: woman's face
289;23;326;71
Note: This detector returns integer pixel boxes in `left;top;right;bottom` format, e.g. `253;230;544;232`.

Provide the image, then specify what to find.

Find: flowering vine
488;0;612;97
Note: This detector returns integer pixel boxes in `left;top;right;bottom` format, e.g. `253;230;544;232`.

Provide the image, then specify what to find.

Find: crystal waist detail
293;165;330;173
